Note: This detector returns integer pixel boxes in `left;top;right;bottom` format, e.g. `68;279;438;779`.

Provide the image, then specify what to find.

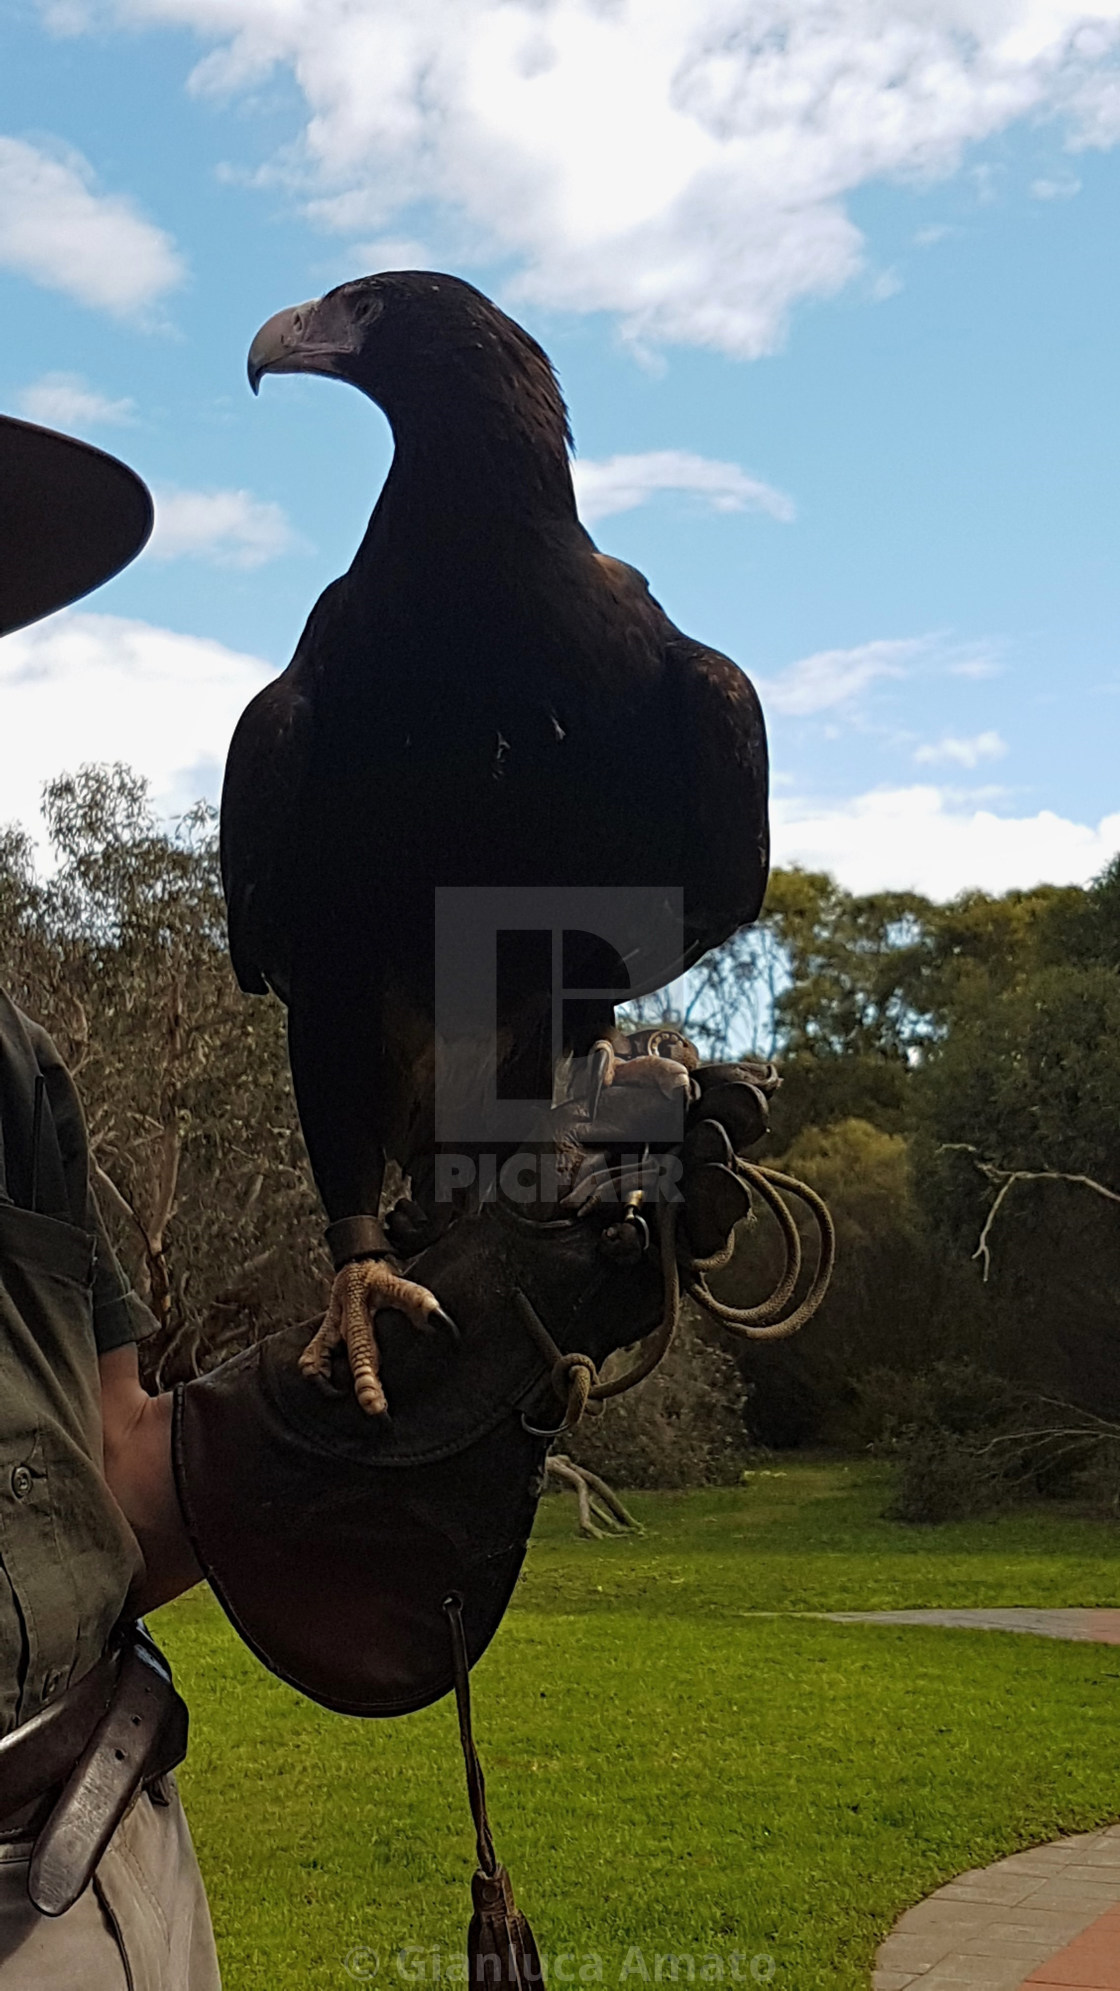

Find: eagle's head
247;271;572;465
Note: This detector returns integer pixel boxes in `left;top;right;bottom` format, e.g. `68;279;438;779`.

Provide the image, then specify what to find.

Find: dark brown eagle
222;271;769;1413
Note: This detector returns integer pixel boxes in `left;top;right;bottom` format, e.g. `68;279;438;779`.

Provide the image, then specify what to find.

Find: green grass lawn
152;1461;1120;1990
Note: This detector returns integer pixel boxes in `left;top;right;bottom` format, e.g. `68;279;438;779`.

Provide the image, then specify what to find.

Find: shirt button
11;1467;32;1500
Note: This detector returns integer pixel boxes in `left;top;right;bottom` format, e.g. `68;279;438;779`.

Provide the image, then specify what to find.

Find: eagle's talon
298;1257;452;1416
428;1305;460;1345
311;1367;350;1400
385;1196;442;1256
586;1040;615;1122
584;1034;694;1117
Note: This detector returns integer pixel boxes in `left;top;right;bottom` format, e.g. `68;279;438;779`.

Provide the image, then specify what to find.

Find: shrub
886;1428;1006;1523
1071;1439;1120;1520
736;1121;977;1450
565;1305;748;1489
861;1360;1021;1447
876;1360;1120;1524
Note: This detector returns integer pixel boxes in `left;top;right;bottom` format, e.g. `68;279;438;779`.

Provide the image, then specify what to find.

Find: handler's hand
98;1345;203;1614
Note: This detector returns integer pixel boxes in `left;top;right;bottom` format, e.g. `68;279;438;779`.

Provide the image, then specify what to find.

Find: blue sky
3;0;1120;897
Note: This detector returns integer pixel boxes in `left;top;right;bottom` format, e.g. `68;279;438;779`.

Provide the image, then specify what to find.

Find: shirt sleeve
89;1190;159;1353
14;1006;160;1353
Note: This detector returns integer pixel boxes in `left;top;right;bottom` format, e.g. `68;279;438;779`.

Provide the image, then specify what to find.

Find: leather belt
0;1623;188;1914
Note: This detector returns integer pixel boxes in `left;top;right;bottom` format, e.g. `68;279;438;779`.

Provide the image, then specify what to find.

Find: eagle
222;272;769;1414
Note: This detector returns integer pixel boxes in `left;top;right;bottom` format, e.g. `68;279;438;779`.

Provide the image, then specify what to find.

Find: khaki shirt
0;988;151;1734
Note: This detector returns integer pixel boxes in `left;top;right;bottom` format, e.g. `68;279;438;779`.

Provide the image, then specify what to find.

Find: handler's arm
99;1344;203;1615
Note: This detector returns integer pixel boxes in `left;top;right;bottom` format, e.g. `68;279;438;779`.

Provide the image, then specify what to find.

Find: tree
910;867;1120;1420
730;1117;979;1446
0;766;326;1384
624;867;943;1141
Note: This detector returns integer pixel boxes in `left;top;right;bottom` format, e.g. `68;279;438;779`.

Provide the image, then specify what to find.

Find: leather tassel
444;1595;543;1989
468;1862;544;1989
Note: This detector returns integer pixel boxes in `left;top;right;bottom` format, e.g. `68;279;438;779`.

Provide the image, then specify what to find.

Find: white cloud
948;655;1004;678
573;450;794;526
0;135;184;317
914;730;1008;768
15;371;137;430
61;0;1120;356
0;611;274;848
773;785;1120;898
758;637;926;717
1031;173;1083;196
151;488;304;568
4;619;1113;906
353;236;437;271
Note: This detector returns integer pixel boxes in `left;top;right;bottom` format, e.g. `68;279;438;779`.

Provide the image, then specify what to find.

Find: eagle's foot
299;1258;456;1417
586;1038;694;1120
384;1195;445;1257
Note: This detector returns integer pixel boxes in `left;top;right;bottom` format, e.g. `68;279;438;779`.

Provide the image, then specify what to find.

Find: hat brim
0;414;153;638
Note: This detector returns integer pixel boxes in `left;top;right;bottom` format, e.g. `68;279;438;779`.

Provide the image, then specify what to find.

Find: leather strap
324;1215;391;1267
444;1592;497;1878
29;1628;188;1916
0;1647;120;1821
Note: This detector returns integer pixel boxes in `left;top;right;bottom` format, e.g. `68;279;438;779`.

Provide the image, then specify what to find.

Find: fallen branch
545;1455;642;1539
940;1144;1120;1281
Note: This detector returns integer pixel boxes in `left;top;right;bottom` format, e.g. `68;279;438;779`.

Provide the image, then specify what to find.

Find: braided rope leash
516;1159;835;1434
683;1161;837;1341
443;1593;543;1991
442;1153;836;1965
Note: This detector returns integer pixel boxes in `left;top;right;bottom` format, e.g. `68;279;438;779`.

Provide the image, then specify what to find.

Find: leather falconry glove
172;1048;833;1984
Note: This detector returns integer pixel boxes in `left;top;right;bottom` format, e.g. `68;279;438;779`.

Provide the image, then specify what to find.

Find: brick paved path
861;1609;1120;1988
874;1827;1120;1989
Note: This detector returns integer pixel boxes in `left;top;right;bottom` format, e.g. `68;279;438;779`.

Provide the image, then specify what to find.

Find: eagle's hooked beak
247;298;358;395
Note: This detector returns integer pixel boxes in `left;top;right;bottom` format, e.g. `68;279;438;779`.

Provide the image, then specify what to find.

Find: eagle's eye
354;293;384;328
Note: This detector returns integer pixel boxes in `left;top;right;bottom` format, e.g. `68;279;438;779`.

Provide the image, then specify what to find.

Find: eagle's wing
592;553;769;989
220;662;314;1003
668;624;770;961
